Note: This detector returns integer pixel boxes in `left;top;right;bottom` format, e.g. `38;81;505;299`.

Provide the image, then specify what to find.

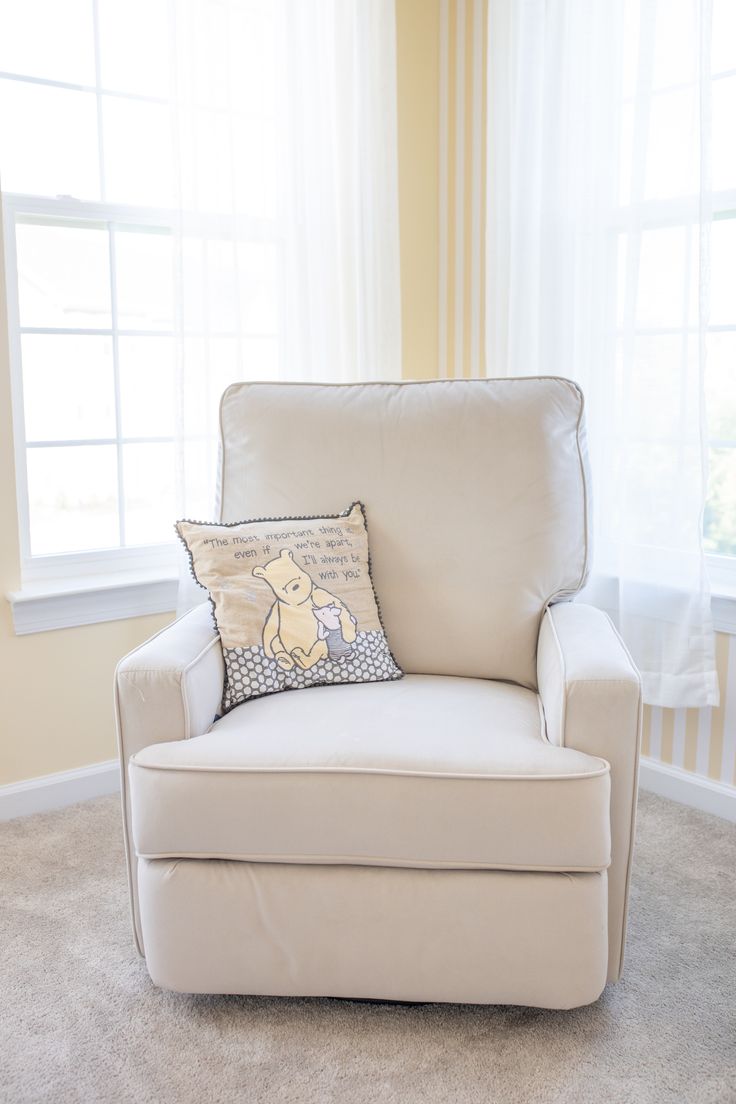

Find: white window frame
0;46;185;630
4;191;184;571
3;193;182;632
4;192;281;634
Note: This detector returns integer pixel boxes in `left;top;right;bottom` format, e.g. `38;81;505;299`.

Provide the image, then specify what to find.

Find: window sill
711;590;736;635
583;568;736;637
707;556;736;632
7;571;736;638
7;571;178;635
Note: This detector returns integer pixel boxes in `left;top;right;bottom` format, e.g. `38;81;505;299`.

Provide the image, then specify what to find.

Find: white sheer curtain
486;0;718;708
169;0;401;612
169;0;400;515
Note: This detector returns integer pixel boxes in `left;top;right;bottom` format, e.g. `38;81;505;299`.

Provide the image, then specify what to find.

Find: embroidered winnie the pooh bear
252;548;358;671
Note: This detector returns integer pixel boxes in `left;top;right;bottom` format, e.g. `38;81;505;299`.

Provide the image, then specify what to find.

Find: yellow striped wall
396;0;441;381
396;0;488;382
396;0;487;382
397;0;736;795
438;0;487;379
642;635;736;787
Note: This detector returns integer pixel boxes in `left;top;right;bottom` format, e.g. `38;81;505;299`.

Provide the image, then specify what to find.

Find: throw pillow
176;502;403;713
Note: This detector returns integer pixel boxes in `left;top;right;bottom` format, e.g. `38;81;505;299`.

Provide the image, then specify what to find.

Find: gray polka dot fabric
222;630;402;712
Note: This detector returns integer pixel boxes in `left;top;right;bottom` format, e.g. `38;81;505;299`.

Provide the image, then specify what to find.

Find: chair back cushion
218;378;590;689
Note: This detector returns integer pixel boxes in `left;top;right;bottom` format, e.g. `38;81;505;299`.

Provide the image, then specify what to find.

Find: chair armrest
537;602;642;982
115;601;223;953
115;601;223;761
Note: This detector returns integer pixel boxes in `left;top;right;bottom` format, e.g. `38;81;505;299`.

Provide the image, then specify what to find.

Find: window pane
624;334;698;442
232;116;276;218
102;97;173;206
16;222;112;329
712;76;736;193
0;80;100;200
645;89;697;201
118;336;176;437
206;337;240;423
623;440;703;547
652;0;696;90
712;0;736;77
194;241;280;337
22;335;115;441
97;0;169;99
27;445;119;555
182;110;233;214
242;337;279;379
182;439;216;520
237;242;278;333
635;227;697;329
621;0;640;102
180;238;206;333
178;0;229;110
229;4;277;115
0;0;95;86
705;448;736;556
706;333;736;443
114;229;174;331
618;103;634;206
123;443;177;545
710;219;736;328
204;241;239;332
181;336;208;435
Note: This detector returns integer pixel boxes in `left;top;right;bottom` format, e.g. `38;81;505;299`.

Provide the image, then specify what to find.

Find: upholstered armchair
115;379;641;1009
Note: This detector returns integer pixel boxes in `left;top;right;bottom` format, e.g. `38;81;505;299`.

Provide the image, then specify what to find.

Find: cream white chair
115;378;641;1009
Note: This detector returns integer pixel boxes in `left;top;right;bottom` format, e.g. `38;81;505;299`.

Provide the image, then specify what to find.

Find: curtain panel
172;0;401;612
486;0;719;708
170;0;401;521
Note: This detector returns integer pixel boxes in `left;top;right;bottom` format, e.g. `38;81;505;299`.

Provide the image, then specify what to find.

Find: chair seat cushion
129;676;611;872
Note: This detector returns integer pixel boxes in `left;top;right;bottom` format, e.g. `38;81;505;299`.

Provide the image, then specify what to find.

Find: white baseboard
0;759;120;822
3;753;733;826
639;756;736;823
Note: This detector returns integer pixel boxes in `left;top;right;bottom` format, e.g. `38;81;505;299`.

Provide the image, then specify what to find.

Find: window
6;206;180;570
1;0;280;590
615;0;736;585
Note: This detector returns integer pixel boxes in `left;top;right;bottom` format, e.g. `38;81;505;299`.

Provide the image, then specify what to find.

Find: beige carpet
1;791;735;1104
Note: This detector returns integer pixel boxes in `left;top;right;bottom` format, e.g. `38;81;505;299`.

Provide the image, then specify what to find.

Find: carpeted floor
1;791;735;1104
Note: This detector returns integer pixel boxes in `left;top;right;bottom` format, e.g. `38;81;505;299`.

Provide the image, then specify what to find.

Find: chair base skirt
138;859;609;1009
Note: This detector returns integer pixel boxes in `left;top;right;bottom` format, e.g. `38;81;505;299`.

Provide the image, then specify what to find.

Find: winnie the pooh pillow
176;502;403;713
